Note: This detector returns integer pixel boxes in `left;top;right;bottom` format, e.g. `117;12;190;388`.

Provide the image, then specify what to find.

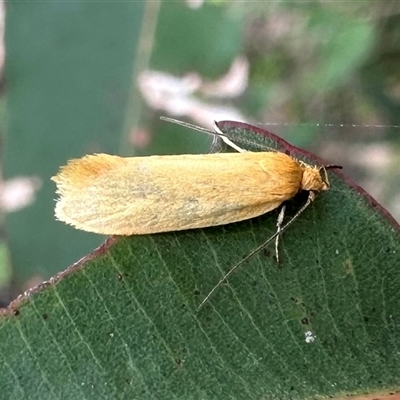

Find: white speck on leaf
305;331;316;343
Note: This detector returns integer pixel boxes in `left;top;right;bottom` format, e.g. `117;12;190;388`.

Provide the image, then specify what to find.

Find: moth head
319;164;342;191
302;164;342;192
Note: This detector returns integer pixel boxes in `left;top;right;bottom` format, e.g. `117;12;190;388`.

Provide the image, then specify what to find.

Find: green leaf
5;1;145;281
306;11;375;92
151;2;243;77
1;122;400;399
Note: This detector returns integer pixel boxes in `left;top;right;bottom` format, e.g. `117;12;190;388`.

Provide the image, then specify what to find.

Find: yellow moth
52;151;328;235
52;119;340;308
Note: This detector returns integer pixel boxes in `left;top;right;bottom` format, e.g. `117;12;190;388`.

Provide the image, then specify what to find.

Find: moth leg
275;204;286;265
198;193;315;311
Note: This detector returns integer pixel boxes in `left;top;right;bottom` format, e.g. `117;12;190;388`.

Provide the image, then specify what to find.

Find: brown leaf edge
1;120;399;319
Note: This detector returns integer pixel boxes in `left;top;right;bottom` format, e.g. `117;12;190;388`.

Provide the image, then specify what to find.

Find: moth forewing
53;152;311;236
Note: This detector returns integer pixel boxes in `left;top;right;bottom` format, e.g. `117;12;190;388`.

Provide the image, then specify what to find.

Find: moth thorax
301;167;329;192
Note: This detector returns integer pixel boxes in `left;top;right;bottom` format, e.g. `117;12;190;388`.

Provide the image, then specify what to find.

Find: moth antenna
160;116;215;136
160;116;246;153
213;122;246;153
197;191;316;311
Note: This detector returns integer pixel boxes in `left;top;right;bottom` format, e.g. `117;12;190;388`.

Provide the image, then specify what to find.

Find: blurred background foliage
1;0;399;306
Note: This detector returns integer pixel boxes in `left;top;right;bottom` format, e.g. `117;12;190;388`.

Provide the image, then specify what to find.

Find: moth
52;118;340;308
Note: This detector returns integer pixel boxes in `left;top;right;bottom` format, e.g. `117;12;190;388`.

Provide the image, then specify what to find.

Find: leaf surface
1;122;400;400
